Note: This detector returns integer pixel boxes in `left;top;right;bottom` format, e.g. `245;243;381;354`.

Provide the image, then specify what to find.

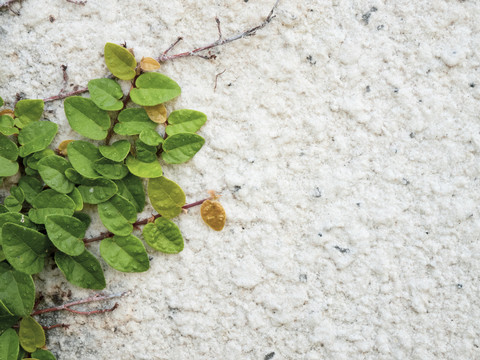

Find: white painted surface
1;0;479;359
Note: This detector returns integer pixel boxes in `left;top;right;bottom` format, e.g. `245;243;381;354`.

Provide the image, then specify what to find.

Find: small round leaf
0;263;35;317
147;176;185;218
143;217;184;254
88;78;124;111
161;133;205;164
165;109;207;136
98;195;136;236
100;234;149;272
139;129;164;146
115;173;145;213
99;140;131;162
76;178;118;204
114;108;157;136
104;42;136;80
94;158;129;180
19;316;45;352
45;215;87;256
18;121;58;158
37;155;74;194
28;189;76;224
14;99;44;128
130;73;181;106
67;140;102;178
55;250;106;290
125;156;162;178
64;96;110;140
0;328;19;359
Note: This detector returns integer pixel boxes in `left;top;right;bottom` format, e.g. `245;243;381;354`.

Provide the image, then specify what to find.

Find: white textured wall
1;0;479;359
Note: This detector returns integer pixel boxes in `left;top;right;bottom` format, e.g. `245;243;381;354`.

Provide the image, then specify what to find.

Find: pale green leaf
64;97;110;140
165;109;207;136
125;156;162;178
4;186;24;212
67;187;83;211
130;72;181;106
100;234;149;272
31;349;56;360
18;176;43;204
88;78;124;111
25;149;54;171
139;129;163;146
0;301;19;332
135;139;156;163
104;43;136;80
0;115;18;136
147;176;185;218
0;134;18;177
113;108;157;136
18;121;58;158
161;133;205;164
143;217;184;254
19;316;45;353
14;99;44;129
98;140;131;162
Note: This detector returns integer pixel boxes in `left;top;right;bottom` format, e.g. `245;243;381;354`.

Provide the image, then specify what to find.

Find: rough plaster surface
1;0;480;359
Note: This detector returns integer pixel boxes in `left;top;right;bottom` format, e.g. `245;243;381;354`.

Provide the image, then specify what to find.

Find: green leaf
87;78;124;111
0;301;19;332
98;195;136;236
64;168;84;184
161;133;205;164
135;139;157;163
45;215;86;256
100;234;149;272
14;99;44;129
19;316;45;353
115;173;145;213
130;73;181;106
0;328;19;360
64;97;110;140
2;223;50;274
0;213;36;245
4;186;24;212
77;178;118;204
67;187;83;211
165;110;207;136
139;129;163;146
0;97;3;107
0;134;19;177
93;158;128;180
37;155;74;194
98;140;131;162
67;140;102;178
147;176;185;218
73;212;91;229
104;43;136;81
25;149;54;171
0;115;18;136
18;176;43;205
55;250;106;289
125;156;162;178
16;347;26;360
28;189;76;224
113;108;157;136
0;206;8;215
18;121;58;158
31;349;56;360
143;217;184;254
0;263;35;317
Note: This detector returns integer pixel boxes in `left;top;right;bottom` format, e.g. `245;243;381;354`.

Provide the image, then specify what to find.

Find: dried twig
83;198;210;244
158;0;280;62
0;0;20;15
43;87;88;103
31;291;129;316
66;0;87;5
214;69;226;91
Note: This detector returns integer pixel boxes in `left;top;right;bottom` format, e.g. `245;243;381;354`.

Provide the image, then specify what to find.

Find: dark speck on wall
299;274;307;282
264;352;275;360
306;55;316;65
49;15;55;22
393;87;399;93
469;82;475;88
233;185;241;193
318;233;323;237
334;245;350;253
313;187;322;198
409;132;415;138
457;284;463;289
377;24;384;30
366;85;371;92
362;7;378;25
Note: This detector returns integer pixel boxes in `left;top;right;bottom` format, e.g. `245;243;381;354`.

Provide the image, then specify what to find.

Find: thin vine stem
31;291;129;316
83;197;209;244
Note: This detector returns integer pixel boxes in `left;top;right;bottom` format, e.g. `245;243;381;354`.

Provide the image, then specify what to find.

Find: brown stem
158;0;279;62
104;87;132;145
83;197;209;244
43;87;88;103
31;291;129;316
0;0;20;14
66;0;86;5
43;323;70;330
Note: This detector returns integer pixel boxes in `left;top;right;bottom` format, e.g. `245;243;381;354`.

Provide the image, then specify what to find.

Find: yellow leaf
140;57;161;72
0;109;15;118
144;104;167;124
201;199;226;231
58;139;74;156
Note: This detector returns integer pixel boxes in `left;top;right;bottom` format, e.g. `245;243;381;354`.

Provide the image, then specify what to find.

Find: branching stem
83;198;209;244
31;291;129;316
158;0;279;62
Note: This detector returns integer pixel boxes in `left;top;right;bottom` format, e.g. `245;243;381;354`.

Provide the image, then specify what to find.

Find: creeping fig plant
0;42;226;358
